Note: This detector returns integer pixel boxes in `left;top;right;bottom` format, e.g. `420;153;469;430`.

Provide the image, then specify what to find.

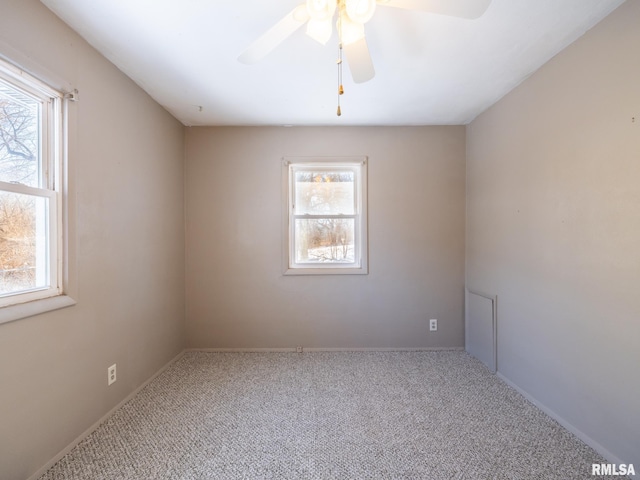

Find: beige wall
185;126;466;349
0;1;185;479
466;0;639;468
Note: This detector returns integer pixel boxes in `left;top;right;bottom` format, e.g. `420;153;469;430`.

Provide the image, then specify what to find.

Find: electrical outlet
296;346;303;353
108;364;117;386
429;319;438;332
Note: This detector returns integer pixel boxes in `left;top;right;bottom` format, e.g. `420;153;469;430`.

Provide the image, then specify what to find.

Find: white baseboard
187;347;298;353
496;372;633;477
28;350;186;480
187;346;464;353
303;347;465;352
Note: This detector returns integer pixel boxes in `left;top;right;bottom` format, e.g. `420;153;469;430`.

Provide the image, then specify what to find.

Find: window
0;58;66;312
283;157;368;275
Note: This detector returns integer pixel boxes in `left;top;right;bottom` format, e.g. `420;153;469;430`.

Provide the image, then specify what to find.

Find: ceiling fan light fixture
337;10;366;45
306;18;333;44
344;0;376;24
306;0;337;21
238;0;493;117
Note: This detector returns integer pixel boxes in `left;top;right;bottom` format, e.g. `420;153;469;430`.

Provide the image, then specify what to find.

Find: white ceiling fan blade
344;37;375;83
376;0;491;19
238;5;310;64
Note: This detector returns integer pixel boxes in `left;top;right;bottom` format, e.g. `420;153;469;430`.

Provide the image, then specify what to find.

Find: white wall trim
27;350;186;480
188;347;464;353
496;372;630;473
0;295;76;325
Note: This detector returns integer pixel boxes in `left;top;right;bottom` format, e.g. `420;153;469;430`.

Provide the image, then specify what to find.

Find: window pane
294;218;355;263
294;170;354;215
0;78;41;187
0;191;49;295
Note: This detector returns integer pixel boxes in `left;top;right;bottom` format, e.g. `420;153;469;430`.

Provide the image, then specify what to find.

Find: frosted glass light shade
338;12;365;45
344;0;376;24
306;18;333;44
306;0;337;20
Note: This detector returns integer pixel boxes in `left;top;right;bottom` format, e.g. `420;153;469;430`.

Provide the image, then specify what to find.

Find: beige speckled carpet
39;351;613;479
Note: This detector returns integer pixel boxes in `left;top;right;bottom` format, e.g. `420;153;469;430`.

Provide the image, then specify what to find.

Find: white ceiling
40;0;625;126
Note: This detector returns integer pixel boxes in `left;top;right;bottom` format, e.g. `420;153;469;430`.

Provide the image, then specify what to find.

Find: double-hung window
0;58;65;311
283;157;368;275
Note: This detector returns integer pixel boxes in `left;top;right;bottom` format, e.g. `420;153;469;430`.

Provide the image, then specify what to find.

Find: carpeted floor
39;351;613;479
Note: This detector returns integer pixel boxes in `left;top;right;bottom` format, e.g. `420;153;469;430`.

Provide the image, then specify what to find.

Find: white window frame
282;156;368;275
0;56;74;323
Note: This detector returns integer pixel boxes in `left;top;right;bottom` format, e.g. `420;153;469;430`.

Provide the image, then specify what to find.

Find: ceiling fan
238;0;492;84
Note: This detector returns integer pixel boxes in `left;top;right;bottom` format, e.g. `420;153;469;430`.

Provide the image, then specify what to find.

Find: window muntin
284;158;367;275
0;59;63;307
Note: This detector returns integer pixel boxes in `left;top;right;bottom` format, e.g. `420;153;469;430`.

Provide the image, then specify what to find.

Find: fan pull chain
337;42;344;116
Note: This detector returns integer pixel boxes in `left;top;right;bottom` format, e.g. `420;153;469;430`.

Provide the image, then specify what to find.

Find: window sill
284;266;368;275
0;295;77;326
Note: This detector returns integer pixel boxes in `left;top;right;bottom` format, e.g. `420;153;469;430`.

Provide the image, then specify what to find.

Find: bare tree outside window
294;171;355;263
0;81;41;294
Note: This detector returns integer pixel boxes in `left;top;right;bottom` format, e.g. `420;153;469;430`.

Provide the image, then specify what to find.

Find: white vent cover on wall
465;289;497;373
